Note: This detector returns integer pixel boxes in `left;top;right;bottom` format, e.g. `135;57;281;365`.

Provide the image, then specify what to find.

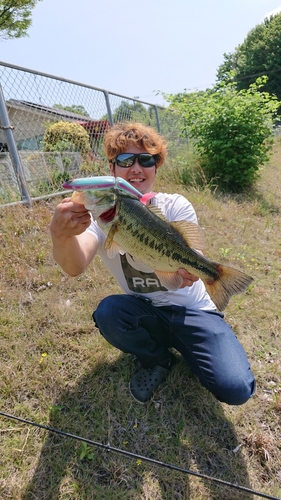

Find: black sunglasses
113;153;158;168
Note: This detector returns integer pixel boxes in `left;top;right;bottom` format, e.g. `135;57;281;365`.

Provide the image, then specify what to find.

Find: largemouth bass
65;178;253;311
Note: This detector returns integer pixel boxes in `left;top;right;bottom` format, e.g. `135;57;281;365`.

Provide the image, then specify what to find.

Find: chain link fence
0;61;185;206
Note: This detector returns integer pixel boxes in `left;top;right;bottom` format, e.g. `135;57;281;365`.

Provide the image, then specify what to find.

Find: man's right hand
50;197;91;239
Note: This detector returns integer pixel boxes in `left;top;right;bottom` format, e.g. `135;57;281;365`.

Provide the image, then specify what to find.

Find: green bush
164;77;280;192
43;121;91;156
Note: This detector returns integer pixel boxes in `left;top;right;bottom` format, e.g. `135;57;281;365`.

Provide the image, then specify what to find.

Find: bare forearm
50;197;97;276
51;234;93;276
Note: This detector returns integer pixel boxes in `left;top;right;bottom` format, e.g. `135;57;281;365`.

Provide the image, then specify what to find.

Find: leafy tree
216;52;238;83
0;0;41;40
164;78;279;192
156;107;187;145
113;101;133;122
53;104;90;117
101;100;150;122
216;12;281;99
112;100;149;123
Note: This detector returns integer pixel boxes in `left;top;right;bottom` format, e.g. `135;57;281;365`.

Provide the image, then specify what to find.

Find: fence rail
0;61;183;206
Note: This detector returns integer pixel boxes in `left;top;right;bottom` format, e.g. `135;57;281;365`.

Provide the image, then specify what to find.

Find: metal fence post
103;91;114;126
154;106;161;133
0;85;32;207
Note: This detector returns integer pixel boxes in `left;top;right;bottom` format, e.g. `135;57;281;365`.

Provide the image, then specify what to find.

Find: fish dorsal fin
147;204;204;250
147;204;168;221
170;221;204;251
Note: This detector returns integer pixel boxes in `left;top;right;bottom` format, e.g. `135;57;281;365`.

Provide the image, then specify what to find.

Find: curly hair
104;122;168;167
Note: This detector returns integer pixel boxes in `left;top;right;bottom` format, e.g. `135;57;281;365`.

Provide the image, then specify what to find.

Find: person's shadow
22;352;252;500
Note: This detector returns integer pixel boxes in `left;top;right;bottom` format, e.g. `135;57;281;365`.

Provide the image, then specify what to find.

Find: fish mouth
99;204;117;223
83;191;116;218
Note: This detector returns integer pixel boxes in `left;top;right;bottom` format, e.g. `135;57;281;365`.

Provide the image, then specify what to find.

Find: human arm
50;197;98;276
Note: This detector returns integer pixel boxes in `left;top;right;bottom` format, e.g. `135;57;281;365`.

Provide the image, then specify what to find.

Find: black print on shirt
120;253;167;293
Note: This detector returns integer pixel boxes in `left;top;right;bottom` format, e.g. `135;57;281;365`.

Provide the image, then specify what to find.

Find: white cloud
263;6;281;20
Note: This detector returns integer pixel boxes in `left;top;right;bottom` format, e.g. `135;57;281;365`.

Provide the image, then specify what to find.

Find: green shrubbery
165;77;279;192
38;121;92;194
43;121;91;156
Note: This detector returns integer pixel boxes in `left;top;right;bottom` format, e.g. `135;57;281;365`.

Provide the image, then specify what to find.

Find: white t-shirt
86;192;216;310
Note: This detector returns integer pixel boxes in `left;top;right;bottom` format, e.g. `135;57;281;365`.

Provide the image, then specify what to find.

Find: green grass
0;142;281;499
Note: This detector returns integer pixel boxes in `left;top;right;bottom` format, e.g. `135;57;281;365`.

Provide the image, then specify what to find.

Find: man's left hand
178;268;199;288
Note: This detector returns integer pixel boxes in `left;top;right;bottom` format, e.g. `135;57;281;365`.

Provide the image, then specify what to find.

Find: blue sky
1;0;281;106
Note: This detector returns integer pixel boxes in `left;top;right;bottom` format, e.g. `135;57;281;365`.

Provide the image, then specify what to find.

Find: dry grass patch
0;143;281;499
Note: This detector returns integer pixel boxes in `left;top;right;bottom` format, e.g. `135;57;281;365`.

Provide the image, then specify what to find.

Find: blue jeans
93;294;256;405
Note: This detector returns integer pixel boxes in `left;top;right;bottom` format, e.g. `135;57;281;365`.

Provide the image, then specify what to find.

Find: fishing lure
62;176;143;198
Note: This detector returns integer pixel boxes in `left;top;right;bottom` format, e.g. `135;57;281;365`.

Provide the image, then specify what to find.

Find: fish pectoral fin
104;224;118;250
154;270;183;291
106;241;126;258
104;223;125;258
170;221;204;251
147;205;168;221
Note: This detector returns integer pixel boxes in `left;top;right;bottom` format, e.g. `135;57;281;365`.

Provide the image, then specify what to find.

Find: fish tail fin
204;265;253;311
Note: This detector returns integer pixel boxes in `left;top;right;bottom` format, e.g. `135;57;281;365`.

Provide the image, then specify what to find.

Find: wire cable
233;67;281;82
0;411;279;500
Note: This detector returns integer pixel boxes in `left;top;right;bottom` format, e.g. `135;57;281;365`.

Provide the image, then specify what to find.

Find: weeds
0;143;281;499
